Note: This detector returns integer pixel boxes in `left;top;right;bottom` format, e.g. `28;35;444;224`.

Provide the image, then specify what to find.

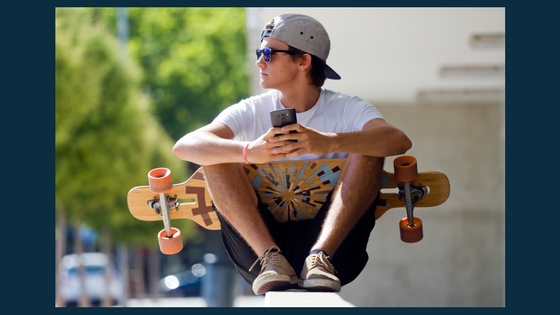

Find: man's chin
260;81;271;89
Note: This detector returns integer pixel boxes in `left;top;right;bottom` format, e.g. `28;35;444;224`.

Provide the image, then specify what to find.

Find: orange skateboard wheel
158;227;183;255
148;168;172;193
394;155;418;182
399;217;423;243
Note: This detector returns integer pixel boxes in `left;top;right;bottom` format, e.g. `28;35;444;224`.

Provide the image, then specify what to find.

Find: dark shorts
214;190;378;287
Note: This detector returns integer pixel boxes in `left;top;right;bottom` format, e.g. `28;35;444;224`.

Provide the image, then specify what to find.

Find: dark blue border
6;1;556;311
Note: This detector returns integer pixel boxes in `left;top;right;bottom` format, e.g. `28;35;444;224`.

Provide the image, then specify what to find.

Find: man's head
261;14;341;85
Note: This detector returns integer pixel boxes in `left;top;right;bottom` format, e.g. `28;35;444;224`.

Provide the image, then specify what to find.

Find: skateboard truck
393;156;424;243
147;168;183;255
397;183;427;205
147;195;179;215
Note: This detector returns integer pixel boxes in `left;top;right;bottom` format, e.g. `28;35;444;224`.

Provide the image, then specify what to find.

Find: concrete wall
245;7;505;306
338;101;505;306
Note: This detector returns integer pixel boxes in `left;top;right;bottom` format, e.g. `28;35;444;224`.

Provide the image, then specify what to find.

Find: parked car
159;263;206;297
58;252;123;307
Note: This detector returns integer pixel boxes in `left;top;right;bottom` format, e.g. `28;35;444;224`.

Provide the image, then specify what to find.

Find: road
55;295;265;307
125;295;265;307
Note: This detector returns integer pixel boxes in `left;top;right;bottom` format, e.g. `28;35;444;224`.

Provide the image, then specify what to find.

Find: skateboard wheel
394;155;418;182
148;168;172;193
399;217;423;243
157;227;183;255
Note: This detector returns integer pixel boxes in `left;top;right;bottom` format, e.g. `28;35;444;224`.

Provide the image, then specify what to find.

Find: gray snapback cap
261;14;341;80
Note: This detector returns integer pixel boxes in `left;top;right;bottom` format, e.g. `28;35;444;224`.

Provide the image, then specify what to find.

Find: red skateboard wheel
157;227;183;255
394;155;418;182
399;217;423;243
148;168;172;193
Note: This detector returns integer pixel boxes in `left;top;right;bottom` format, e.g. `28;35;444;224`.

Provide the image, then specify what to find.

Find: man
173;13;412;295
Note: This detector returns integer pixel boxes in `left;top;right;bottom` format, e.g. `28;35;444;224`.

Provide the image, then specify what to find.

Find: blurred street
56;295;265;307
125;295;265;307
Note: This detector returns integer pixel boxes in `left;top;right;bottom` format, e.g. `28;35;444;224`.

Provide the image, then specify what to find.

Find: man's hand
243;127;300;163
267;123;336;158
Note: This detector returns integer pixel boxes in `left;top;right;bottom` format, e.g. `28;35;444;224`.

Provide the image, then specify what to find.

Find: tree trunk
74;218;91;307
101;227;113;306
148;247;160;300
55;207;67;307
133;246;146;299
117;244;129;306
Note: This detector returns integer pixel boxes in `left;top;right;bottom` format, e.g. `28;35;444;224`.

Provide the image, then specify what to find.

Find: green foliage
56;8;251;247
94;8;251;141
56;8;191;245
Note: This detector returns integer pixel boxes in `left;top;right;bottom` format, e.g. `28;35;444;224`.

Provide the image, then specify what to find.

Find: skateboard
127;156;450;254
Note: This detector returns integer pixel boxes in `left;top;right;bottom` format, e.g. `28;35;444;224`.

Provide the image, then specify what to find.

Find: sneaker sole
253;275;299;295
298;279;341;292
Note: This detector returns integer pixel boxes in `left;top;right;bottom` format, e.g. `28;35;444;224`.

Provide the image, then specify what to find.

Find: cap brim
324;64;341;80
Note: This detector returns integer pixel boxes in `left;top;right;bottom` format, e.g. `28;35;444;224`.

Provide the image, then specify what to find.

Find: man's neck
278;86;321;113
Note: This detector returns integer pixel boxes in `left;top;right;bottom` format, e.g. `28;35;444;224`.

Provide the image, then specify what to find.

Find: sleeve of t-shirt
213;100;254;141
348;96;385;131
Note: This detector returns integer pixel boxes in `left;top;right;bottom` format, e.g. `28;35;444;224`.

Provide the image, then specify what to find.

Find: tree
56;8;252;305
55;8;190;305
91;8;251;142
56;6;189;245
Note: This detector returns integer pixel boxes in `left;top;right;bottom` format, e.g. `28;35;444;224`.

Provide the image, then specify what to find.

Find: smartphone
270;108;298;142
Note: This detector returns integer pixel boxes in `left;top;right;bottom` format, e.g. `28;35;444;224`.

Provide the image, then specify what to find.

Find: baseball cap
261;14;341;80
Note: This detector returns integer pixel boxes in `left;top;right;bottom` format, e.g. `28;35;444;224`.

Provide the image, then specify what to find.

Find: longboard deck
127;159;450;230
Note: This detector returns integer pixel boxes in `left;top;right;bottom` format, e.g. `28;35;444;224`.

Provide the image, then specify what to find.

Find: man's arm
172;121;286;165
332;118;412;157
270;118;412;158
172;122;243;166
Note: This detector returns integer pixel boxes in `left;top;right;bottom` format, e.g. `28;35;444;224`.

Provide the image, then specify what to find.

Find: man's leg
312;154;383;255
202;163;298;294
299;154;384;291
203;163;273;255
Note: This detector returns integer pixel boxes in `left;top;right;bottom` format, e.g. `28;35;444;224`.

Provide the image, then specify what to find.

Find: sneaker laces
308;252;337;275
249;246;281;272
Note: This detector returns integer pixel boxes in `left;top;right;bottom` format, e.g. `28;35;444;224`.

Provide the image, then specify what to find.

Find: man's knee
349;154;384;165
202;163;239;174
336;155;384;207
202;163;244;183
202;163;257;206
345;155;385;177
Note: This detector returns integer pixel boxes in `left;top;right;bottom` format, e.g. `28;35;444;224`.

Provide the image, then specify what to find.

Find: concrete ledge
264;291;354;307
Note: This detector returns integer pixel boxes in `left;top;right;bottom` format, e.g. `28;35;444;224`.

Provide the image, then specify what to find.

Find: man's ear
299;53;312;72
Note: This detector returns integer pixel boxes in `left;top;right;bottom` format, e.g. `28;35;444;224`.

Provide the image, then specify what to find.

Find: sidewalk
125;295;265;307
265;291;354;307
59;292;353;307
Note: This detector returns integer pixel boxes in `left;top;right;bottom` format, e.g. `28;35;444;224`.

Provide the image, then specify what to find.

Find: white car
58;252;123;306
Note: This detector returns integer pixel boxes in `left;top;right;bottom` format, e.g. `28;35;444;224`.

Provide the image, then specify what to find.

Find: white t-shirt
214;88;384;160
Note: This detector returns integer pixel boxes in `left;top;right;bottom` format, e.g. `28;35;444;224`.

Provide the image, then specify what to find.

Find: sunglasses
255;47;295;63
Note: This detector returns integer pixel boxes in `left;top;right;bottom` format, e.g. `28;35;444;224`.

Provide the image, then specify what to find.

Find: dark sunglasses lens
256;48;272;63
263;48;271;62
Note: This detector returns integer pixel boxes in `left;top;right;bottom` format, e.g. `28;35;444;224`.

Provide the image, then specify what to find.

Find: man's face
256;37;300;90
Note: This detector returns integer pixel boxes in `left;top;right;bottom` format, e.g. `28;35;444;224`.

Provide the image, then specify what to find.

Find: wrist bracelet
242;143;250;164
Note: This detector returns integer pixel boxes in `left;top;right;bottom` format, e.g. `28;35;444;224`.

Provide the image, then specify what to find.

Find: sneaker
249;246;298;295
298;251;341;292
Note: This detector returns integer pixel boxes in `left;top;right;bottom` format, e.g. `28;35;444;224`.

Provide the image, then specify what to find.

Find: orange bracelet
242;143;250;164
